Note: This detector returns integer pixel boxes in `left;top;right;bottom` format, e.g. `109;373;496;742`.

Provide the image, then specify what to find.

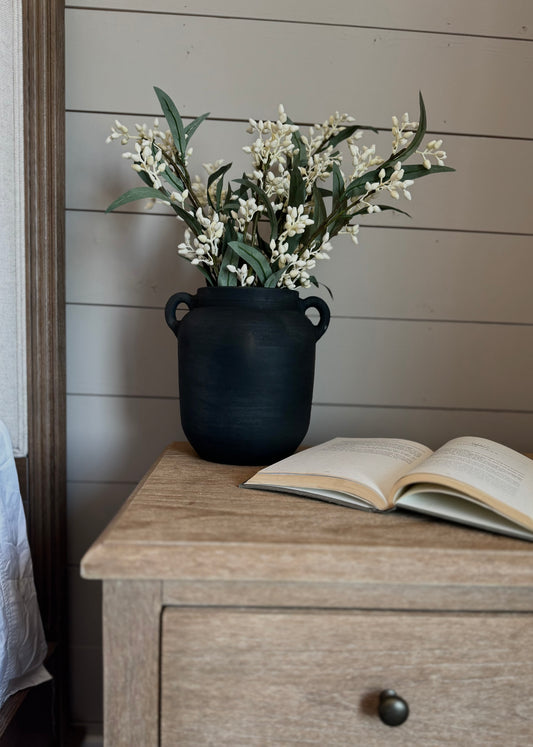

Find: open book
242;436;533;541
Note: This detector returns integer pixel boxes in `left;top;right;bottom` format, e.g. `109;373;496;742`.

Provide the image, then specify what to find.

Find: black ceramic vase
164;286;330;465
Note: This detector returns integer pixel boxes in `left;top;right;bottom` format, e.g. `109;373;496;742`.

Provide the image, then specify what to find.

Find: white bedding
0;419;50;709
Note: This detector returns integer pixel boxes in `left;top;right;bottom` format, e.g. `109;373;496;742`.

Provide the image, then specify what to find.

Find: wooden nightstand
81;442;533;746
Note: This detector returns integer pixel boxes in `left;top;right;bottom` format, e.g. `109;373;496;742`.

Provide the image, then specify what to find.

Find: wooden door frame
22;0;66;645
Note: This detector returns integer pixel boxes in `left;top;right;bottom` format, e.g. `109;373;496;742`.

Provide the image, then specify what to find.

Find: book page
396;436;533;521
395;485;533;541
248;438;432;508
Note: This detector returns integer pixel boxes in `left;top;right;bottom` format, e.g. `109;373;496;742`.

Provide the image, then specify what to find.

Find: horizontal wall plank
315;318;533;411
65;11;533;138
65;1;533;41
67;481;133;563
66;394;533;482
66;211;533;325
309;405;533;455
66;394;184;482
66;305;178;397
66;112;532;236
66;306;533;411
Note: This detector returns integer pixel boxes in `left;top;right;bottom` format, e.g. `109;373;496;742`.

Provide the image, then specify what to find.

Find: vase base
188;440;299;467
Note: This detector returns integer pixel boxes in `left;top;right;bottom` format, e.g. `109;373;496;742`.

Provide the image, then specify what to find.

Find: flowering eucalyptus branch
106;88;454;291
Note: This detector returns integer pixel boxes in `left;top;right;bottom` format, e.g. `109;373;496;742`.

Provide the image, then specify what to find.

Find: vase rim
194;285;300;308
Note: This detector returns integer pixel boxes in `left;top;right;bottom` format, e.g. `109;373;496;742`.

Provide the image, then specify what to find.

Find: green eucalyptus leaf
317;125;359;152
137;170;153;187
207;162;232;210
106;186;167;213
170;202;202;233
234;177;278;241
395;91;427;163
401;163;455;180
153;86;186;156
264;266;287;288
331;163;345;211
312;185;327;231
228;240;271;284
359;204;412;218
343;170;376;200
288;163;306;207
161;167;185;193
218;243;239;286
184;112;210;140
256;232;271;256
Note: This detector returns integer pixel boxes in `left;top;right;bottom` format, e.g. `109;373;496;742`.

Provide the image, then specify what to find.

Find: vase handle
300;296;331;341
165;292;194;337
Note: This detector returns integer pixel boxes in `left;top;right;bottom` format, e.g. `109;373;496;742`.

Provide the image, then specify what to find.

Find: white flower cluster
348;143;384;180
177;210;224;267
226;262;255;286
391;113;418;154
243;105;299;171
418;139;447;169
362;162;415;213
107;118;192;205
106;89;451;291
230;197;264;235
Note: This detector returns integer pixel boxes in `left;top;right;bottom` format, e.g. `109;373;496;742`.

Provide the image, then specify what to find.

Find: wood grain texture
162;578;533;613
160;607;533;746
81;443;533;608
102;580;162;747
23;0;67;642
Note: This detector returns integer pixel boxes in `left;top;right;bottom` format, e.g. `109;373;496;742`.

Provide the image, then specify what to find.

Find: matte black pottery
165;286;330;465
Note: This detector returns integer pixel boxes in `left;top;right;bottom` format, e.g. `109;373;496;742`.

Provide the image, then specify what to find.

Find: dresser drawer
160;607;533;746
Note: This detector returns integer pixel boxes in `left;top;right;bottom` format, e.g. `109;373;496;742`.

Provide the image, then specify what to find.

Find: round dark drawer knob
378;689;409;726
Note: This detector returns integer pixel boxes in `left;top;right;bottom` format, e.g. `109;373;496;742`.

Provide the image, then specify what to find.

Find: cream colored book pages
253;438;432;507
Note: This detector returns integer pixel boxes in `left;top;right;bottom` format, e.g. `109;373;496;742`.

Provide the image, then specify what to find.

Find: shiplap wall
65;1;533;735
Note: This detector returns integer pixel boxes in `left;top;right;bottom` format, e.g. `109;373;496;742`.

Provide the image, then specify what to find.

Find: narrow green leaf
288;163;306;207
215;176;224;211
329;209;353;238
184;112;210;140
234;177;278;241
106;186;167;213
344;170;376;201
356;204;412;218
395;91;427;163
207;162;232;210
317;125;357;152
312;185;327;231
169;202;202;233
161;166;185;193
264;266;287;288
228;240;271;284
331;163;345;211
218;243;239;286
153;86;186;156
401;163;455;180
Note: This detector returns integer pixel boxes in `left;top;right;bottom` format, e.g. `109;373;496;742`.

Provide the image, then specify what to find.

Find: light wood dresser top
81;442;533;745
81;442;533;609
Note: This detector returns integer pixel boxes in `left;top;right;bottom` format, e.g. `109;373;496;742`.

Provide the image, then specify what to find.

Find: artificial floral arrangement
106;88;453;291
